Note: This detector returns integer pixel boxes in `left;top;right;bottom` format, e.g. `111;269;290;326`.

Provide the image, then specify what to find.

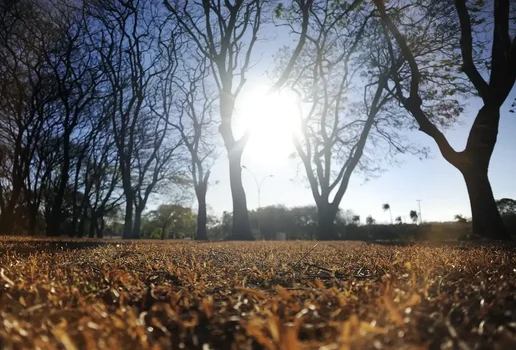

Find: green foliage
142;204;196;239
496;198;516;216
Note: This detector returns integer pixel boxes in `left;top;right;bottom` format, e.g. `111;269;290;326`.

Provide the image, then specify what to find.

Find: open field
1;239;516;349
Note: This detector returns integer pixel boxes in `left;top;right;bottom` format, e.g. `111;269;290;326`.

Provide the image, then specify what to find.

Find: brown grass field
1;238;516;349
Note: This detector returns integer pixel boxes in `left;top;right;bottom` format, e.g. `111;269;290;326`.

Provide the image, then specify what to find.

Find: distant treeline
102;201;516;241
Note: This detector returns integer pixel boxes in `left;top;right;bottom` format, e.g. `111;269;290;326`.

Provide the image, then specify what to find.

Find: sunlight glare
237;85;300;163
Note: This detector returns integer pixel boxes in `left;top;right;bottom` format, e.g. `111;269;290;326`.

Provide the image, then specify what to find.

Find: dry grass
1;238;516;349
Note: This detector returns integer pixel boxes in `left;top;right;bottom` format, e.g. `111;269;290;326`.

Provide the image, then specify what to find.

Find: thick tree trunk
133;207;143;239
443;106;510;240
317;204;337;240
195;184;208;241
28;205;38;236
462;167;508;240
0;204;16;235
228;155;253;240
122;193;134;239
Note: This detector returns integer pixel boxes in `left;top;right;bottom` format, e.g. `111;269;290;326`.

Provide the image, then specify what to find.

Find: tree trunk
77;208;88;238
317;204;337;240
0;204;16;235
195;184;208;241
228;155;253;240
133;206;143;239
0;185;22;235
28;205;38;236
462;167;508;240
122;193;134;239
47;133;71;237
88;213;96;238
453;106;509;240
97;218;104;238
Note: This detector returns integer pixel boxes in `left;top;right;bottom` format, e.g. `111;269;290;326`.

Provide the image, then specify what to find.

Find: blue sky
205;87;516;223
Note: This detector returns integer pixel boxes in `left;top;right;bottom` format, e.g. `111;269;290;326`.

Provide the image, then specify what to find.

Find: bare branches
454;0;489;101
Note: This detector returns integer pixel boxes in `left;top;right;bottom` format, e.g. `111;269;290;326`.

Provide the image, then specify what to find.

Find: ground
1;239;516;349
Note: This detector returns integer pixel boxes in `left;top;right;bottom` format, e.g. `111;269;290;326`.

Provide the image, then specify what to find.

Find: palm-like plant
352;215;360;225
409;210;418;224
366;215;375;225
382;203;393;224
395;216;402;224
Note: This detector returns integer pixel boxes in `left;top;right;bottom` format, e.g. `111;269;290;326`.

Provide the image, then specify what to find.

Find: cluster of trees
1;0;514;240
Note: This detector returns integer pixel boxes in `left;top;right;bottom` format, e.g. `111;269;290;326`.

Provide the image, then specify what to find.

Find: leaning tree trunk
228;154;253;240
195;183;209;241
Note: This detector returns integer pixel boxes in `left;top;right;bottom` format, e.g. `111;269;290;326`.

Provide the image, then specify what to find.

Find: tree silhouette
165;0;311;240
280;1;404;240
395;216;402;225
352;215;360;225
454;214;468;224
382;203;393;224
409;210;419;224
366;216;375;225
496;198;516;216
374;0;516;239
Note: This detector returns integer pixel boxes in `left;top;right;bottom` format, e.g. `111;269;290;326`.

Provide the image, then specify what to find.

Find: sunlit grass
1;239;515;349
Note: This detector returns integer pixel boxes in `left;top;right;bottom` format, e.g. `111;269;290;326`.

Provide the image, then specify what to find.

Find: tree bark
133;206;143;239
88;213;96;238
47;132;71;237
122;193;134;239
195;183;209;241
317;204;338;240
0;182;22;235
462;168;506;239
227;154;253;240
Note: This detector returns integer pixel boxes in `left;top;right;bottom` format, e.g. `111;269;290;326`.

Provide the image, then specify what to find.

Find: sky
205;86;516;224
185;14;516;224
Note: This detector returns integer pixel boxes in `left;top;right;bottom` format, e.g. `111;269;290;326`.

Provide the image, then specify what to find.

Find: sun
236;84;300;163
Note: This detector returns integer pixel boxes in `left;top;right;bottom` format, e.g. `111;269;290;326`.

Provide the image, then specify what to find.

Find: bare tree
164;53;218;241
279;1;417;239
39;2;102;236
0;0;58;234
164;0;312;240
88;0;183;239
374;0;516;239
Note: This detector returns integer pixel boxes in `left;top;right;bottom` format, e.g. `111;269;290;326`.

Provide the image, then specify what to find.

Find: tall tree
40;2;101;236
165;0;312;240
279;0;417;239
164;53;218;241
88;0;183;239
374;0;516;239
0;0;57;234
